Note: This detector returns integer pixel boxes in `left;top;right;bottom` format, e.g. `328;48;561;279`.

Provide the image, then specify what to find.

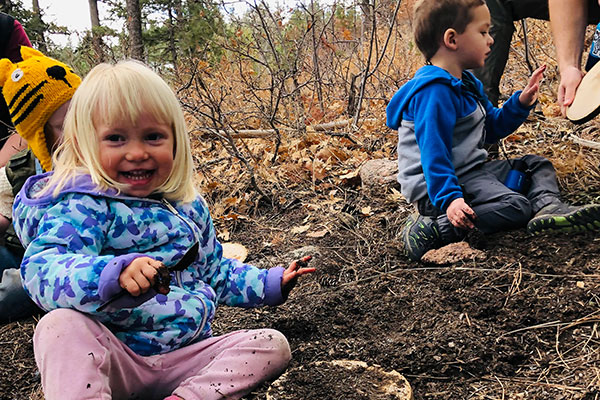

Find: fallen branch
196;118;379;138
569;133;600;150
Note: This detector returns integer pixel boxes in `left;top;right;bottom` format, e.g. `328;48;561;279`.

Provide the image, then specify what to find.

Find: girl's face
97;112;175;198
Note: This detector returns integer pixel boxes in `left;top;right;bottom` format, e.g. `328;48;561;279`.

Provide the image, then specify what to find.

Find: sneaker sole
527;204;600;235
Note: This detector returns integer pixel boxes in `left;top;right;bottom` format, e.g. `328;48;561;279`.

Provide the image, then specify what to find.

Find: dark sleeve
5;19;31;62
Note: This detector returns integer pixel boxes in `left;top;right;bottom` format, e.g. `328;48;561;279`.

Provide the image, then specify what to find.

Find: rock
421;241;486;264
251;245;321;269
282;245;321;264
359;159;399;190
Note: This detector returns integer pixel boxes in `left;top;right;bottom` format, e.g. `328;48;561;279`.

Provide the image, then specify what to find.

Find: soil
3;115;600;399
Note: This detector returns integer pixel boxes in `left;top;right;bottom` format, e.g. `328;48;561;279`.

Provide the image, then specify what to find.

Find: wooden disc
267;360;413;400
567;62;600;124
221;242;248;262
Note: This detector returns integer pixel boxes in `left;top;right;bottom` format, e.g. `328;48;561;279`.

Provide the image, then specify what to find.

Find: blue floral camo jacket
12;172;285;356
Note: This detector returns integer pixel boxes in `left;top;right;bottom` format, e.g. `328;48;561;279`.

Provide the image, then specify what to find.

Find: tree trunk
30;0;47;52
87;0;105;62
167;3;177;71
359;0;372;35
126;0;144;61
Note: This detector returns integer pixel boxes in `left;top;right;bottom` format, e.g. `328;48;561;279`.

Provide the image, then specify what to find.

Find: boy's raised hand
119;257;170;297
447;198;477;230
281;255;316;299
519;64;546;107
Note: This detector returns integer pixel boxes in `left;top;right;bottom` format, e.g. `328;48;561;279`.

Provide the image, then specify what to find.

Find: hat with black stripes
0;47;81;171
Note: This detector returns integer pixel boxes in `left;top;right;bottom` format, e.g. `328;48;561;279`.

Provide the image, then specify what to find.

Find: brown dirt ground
5;114;600;400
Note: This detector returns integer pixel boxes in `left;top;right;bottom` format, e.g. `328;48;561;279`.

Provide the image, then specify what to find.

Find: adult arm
0;166;12;232
0;134;27;169
549;0;588;114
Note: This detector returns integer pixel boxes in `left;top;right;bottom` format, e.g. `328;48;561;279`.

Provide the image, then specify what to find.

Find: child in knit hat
0;47;81;322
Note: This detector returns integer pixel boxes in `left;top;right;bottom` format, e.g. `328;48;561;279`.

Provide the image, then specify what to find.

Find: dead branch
569;134;600;150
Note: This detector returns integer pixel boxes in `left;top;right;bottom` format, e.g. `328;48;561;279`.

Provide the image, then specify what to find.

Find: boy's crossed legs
402;155;600;261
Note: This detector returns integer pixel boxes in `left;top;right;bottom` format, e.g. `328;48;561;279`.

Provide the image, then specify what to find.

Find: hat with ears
0;47;81;171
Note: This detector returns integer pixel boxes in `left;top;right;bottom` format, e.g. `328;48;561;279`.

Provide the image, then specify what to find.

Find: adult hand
519;65;546;107
446;198;477;230
557;65;585;116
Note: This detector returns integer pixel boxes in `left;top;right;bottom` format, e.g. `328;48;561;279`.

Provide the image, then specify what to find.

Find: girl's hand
519;64;546;107
119;257;169;297
281;255;316;298
446;198;477;230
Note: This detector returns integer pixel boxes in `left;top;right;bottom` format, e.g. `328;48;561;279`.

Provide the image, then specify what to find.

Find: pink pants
34;309;291;400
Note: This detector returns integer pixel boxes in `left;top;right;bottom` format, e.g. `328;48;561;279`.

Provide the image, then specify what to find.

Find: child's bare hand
119;257;168;297
519;64;546;107
447;198;477;230
281;255;316;298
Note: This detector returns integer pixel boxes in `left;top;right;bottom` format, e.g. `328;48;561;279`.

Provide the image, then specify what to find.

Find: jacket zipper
160;198;209;342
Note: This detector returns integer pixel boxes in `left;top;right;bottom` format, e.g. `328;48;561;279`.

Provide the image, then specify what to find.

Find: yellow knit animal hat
0;47;81;171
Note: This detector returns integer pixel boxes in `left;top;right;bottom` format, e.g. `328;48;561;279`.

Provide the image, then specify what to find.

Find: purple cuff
263;266;284;306
98;253;147;301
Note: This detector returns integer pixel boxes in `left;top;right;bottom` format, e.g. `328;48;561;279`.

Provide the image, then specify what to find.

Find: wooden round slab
567;62;600;124
221;242;248;262
266;360;413;400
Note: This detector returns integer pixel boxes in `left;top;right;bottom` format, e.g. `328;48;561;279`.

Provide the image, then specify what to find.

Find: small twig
521;19;534;74
481;375;586;391
493;375;506;400
569;133;600;150
497;320;563;341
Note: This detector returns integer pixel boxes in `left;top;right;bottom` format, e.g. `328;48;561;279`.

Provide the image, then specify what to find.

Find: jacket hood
386;65;463;130
18;172;119;206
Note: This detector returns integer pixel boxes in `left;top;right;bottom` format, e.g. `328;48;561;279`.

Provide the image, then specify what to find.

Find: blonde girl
13;60;314;400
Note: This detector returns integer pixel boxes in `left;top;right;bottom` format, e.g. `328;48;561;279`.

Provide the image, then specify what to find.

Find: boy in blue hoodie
386;0;600;261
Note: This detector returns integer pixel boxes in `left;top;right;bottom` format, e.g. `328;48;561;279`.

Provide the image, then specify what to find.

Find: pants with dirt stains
33;308;292;400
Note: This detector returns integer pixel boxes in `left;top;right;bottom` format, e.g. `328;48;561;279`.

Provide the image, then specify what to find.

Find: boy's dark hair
413;0;485;61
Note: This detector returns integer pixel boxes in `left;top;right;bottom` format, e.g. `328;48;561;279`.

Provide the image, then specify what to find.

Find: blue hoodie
386;65;532;211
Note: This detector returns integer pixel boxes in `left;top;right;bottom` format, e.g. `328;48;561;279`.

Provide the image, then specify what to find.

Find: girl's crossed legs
34;308;291;400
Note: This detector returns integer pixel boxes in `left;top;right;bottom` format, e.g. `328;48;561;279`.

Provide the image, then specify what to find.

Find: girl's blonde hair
44;60;196;202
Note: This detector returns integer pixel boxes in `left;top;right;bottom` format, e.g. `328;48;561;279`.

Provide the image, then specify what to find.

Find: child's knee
506;194;533;223
254;329;292;373
34;309;96;346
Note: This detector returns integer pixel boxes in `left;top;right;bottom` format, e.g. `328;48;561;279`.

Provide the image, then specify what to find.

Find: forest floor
4;109;600;400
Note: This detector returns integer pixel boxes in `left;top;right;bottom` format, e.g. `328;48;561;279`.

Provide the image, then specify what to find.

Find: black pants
417;155;560;237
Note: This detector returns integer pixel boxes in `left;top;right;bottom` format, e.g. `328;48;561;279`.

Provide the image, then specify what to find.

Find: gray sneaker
401;214;442;261
527;202;600;235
